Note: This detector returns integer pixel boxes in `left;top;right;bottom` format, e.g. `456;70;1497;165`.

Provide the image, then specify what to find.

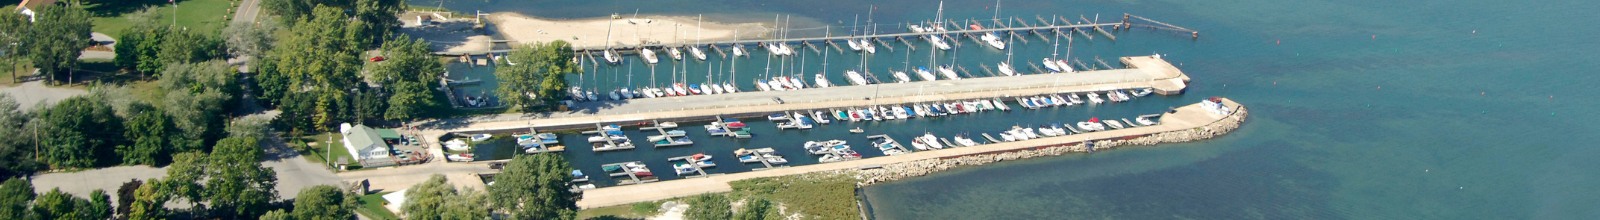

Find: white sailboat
938;65;960;80
998;62;1016;76
981;32;1006;50
860;39;876;54
892;70;911;83
929;35;951;50
915;66;937;81
668;47;683;61
815;74;832;87
640;48;659;64
846;70;869;86
1043;58;1062;73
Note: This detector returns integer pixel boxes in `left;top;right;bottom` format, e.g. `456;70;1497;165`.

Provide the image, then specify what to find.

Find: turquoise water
418;0;1600;218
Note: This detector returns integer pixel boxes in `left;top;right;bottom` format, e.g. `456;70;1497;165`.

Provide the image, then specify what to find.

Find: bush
729;173;860;220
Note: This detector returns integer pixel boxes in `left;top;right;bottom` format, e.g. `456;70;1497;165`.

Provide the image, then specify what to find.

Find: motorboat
804;140;846;155
954;134;978;147
1087;93;1105;104
768;113;790;121
993;98;1011;111
814;74;832;88
938;65;961;80
849;127;865;134
981;32;1006;50
1132;88;1154;97
1136;117;1157;126
640;48;659;64
915;66;938;81
892;106;910;119
892;71;912;83
446;153;474;162
997;62;1017;76
1069;93;1085;104
999;132;1017;142
444;139;470;151
1105;120;1126;129
812;111;833;124
469;134;493;142
920;133;945;149
1042;58;1062;72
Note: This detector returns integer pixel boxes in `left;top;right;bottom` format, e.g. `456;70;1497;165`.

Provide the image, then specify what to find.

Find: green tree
496;41;579;111
120;102;172;165
487;154;576;220
402;174;453;218
38;95;123;169
440;188;490;220
24;4;92;84
33;188;110;220
204;137;278;218
163;152;206;205
261;0;354;24
352;0;403;47
126;179;171;220
222;14;279;59
0;95;40;178
0;178;34;219
259;209;292;220
159;61;238;153
292;185;354;220
113;7;167;75
156;29;225;71
684;194;732;220
260;5;364;132
0;12;29;83
368;35;442;121
115;179;142;217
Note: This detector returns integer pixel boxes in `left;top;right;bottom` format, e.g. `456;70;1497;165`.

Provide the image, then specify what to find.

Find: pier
739;148;785;171
574;98;1247;208
562;21;1119;53
666;155;714;178
600;161;660;186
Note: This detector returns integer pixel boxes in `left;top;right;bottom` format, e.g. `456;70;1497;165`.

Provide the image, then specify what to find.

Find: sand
489;12;770;48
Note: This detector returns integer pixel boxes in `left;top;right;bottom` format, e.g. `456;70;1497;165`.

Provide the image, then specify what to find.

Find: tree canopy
404;174;490;220
0;95;39;178
37;95;123;169
368;35;443;121
291;185;355;220
203;136;278;218
684;194;732;220
487;153;577;220
25;4;92;84
0;178;34;219
495;41;578;111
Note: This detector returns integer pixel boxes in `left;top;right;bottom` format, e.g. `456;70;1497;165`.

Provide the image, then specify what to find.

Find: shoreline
487;12;771;48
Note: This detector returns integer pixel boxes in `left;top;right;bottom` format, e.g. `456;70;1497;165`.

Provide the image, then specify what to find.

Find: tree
0;178;34;219
292;185;354;220
0;12;28;83
260;5;365;132
163;152;206;206
487;154;576;220
24;4;92;84
159;61;239;153
226;116;273;138
222;15;279;59
113;7;168;75
495;41;579;111
684;194;732;220
115;179;143;217
369;35;442;121
405;174;490;220
259;209;292;220
262;0;355;24
440;188;490;220
126;179;171;220
734;198;780;220
0;95;39;178
121;102;172;165
32;188;111;220
352;0;403;47
204;137;278;218
38;95;123;169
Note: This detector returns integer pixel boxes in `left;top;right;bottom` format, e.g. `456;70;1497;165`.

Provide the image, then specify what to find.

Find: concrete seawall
574;98;1248;208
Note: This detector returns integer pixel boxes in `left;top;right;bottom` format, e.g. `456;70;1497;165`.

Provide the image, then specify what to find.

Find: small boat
766;156;789;165
999;132;1017;142
893;70;912;83
1132;88;1154;97
1137;117;1157;126
846;70;870;86
849;127;864;134
640;48;659;64
1069;93;1085;104
859;39;876;54
768;113;790;121
469;134;493;142
812;111;833;124
732;45;747;57
787;76;806;89
847;39;863;51
668;47;683;60
954;134;978;147
909;138;930;150
609;90;622;100
1105;120;1126;129
1056;59;1074;73
572;170;589;182
938;65;961;80
722;83;738;93
997;62;1017;76
993;98;1011;111
603;49;621;64
1042;58;1063;72
1087;93;1105;104
920;133;945;149
928;35;951;50
447;153;474;162
444;139;470;151
814;74;832;88
981;32;1006;50
915;66;938;81
689;46;707;60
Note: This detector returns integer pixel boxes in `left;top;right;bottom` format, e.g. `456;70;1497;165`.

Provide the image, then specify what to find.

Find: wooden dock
601;161;660;186
666;155;713;178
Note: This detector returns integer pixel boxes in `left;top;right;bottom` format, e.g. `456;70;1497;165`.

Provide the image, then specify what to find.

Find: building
340;123;396;168
14;0;58;22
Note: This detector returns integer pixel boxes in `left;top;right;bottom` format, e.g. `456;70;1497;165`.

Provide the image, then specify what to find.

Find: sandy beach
489;12;770;48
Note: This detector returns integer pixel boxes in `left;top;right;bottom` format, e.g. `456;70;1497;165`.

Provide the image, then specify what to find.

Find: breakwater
852;103;1248;185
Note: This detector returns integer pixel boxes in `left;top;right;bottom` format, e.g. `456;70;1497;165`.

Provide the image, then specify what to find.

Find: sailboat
997;62;1016;76
640;48;659;64
915;66;937;81
602;18;621;64
668;47;683;61
938;65;960;80
815;74;832;87
690;15;708;61
892;70;911;83
846;70;869;86
928;2;952;51
981;31;1006;50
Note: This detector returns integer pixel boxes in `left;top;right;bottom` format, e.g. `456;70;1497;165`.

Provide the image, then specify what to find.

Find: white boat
668;47;683;60
640;48;659;64
755;80;771;91
920;133;945;149
847;39;863;51
787;76;806;89
846;70;870;86
588;135;628;143
859;39;876;54
812;111;832;124
981;32;1006;50
909;138;930;150
993;98;1011;111
732;45;747;57
1087;93;1105;104
928;35;951;50
1136;117;1157;126
892;71;912;83
915;66;938;81
1057;59;1075;73
938;65;961;80
765;79;787;91
603;49;621;64
892;106;910;119
1042;58;1062;72
908;24;925;33
999;133;1016;142
722;83;738;93
444;139;470;151
1132;88;1154;97
779;43;795;56
997;62;1017;76
814;74;832;88
469;134;493;142
689;46;707;60
446;153;474;162
954;135;978;147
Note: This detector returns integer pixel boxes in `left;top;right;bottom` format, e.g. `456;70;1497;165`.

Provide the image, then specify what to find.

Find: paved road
0;81;87;111
30;166;167;204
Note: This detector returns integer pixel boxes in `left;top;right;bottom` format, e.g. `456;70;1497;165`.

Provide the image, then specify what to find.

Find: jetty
601;161;660;186
574;98;1248;208
738;148;787;171
667;154;715;178
437;55;1187;134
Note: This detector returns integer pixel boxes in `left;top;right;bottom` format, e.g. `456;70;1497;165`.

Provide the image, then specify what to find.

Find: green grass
578;200;663;220
355;192;401;220
87;0;237;37
729;173;861;220
292;132;361;171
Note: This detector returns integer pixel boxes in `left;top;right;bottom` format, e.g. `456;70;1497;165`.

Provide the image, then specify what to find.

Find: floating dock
666;155;714;178
601;161;660;186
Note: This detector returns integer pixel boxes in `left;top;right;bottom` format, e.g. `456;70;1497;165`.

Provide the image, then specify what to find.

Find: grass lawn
355;192;401;220
291;132;361;171
729;173;861;220
578;200;664;220
86;0;238;37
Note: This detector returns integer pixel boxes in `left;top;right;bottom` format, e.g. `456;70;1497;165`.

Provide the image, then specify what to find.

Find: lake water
418;0;1600;218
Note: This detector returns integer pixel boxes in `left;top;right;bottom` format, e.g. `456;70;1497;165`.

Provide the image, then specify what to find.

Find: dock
589;123;636;152
867;135;912;155
739;148;786;171
573;98;1247;208
980;133;1003;143
601;161;660;186
666;155;714;178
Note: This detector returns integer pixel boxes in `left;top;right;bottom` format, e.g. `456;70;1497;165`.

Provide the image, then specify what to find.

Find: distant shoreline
488;12;771;48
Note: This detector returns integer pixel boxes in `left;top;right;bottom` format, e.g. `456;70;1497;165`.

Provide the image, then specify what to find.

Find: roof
344;125;388;149
375;128;402;140
15;0;57;10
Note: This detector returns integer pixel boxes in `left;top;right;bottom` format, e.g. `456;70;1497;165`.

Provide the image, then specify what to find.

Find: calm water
419;0;1600;219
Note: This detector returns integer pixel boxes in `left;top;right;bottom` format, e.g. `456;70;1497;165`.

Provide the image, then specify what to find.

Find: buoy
1273;81;1277;85
1371;35;1376;40
1377;86;1382;90
1276;39;1281;45
1480;91;1485;96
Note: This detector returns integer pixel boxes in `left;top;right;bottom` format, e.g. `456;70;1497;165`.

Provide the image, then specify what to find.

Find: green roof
376;129;402;140
346;125;388;150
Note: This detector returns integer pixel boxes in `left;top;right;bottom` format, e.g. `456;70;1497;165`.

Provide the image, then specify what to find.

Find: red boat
369;56;386;62
969;24;984;30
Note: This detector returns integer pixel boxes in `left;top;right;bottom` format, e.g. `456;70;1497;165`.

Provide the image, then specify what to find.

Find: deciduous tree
487;154;576;220
291;185;354;220
38;95;123;169
0;95;39;178
204;137;278;218
0;178;34;219
24;4;91;84
684;194;732;220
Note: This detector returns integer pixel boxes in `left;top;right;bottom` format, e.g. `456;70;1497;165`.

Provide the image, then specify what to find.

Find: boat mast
1050;14;1059;60
930;1;943;67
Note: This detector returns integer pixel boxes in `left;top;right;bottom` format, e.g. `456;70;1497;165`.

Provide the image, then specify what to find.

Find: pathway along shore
575;98;1248;208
